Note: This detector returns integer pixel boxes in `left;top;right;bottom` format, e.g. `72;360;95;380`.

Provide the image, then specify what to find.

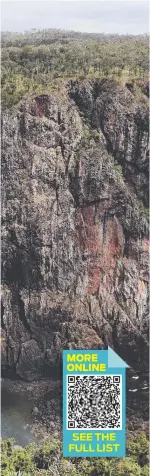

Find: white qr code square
67;375;122;430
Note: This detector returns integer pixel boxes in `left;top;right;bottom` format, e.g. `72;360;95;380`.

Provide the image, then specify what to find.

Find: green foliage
127;432;149;466
34;439;61;470
110;457;142;475
138;200;149;217
91;130;100;140
2;73;29;107
77;458;112;475
103;155;114;164
1;439;35;475
1;432;149;475
1;30;149;108
83;127;100;141
114;164;124;180
83;126;90;138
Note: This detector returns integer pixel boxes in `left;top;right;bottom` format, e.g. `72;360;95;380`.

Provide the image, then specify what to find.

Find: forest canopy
1;432;149;475
1;29;149;108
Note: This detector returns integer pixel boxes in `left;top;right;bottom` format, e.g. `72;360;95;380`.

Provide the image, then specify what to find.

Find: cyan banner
63;347;129;457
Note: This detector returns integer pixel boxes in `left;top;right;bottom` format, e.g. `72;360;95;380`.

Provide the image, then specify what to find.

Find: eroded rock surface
1;80;149;380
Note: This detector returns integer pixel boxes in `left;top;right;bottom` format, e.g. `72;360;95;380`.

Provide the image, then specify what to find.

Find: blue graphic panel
63;348;128;457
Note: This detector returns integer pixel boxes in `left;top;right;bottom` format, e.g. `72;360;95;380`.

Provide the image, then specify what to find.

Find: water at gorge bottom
1;386;37;446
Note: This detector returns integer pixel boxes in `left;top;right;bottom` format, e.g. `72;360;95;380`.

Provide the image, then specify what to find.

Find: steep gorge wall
1;80;149;380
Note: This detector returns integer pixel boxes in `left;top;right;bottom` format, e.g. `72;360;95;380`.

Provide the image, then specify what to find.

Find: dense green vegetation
1;29;149;108
1;432;149;475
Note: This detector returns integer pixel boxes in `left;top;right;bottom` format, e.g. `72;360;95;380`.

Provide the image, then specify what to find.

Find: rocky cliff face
1;79;149;380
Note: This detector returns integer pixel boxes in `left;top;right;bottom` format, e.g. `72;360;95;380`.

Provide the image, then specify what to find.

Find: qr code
67;375;122;430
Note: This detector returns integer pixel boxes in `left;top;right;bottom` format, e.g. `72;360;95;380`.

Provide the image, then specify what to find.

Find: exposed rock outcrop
1;80;149;380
